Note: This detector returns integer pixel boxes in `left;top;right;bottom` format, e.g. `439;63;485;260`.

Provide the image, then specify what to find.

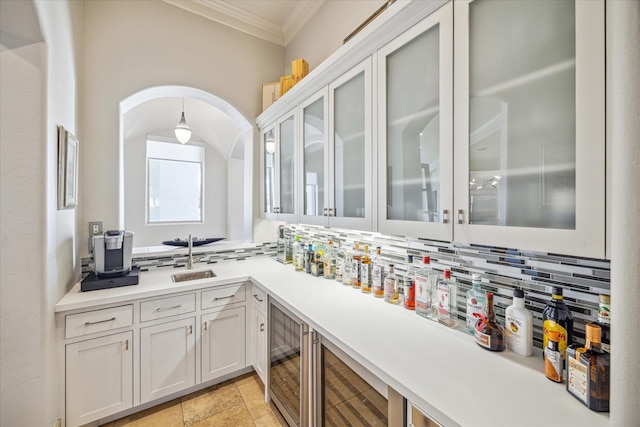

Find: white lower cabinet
253;304;267;384
65;331;133;427
140;317;196;403
201;306;246;382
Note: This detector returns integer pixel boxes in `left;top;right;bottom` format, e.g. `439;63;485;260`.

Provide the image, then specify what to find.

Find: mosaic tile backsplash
284;224;610;350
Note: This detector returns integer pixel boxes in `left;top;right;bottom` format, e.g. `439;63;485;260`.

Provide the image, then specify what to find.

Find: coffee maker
93;230;134;277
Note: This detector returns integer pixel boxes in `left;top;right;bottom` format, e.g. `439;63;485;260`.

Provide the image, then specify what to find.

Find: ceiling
163;0;326;46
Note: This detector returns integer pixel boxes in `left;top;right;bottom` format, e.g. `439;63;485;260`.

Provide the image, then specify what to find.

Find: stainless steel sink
172;270;216;283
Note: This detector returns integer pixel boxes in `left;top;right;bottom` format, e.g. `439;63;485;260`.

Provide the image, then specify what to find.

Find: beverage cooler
268;298;409;426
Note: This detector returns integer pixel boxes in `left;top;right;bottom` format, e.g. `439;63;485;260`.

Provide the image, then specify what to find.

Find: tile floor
101;372;288;427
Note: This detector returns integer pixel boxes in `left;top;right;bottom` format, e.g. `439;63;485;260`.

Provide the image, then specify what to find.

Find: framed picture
57;125;78;209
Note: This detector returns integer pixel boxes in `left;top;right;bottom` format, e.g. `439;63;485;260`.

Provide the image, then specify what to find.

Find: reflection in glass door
279;115;296;215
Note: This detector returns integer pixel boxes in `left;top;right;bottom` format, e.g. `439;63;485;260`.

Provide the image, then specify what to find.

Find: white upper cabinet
377;3;453;240
299;58;374;231
453;0;605;257
262;109;298;222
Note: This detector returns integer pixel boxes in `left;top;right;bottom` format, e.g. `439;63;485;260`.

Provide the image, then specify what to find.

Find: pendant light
175;98;192;144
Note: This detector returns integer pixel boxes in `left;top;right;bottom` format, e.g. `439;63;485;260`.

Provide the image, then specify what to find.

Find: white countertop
56;258;609;427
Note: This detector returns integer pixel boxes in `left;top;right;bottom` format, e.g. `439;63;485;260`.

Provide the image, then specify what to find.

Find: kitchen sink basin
172;270;216;282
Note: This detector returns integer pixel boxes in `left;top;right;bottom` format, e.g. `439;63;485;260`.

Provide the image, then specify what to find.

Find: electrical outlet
89;221;103;236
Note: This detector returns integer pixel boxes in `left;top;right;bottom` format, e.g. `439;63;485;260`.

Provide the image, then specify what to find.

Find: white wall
0;0;81;425
80;0;284;254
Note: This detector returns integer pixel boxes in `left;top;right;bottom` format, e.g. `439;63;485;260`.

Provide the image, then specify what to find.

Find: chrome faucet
187;233;193;270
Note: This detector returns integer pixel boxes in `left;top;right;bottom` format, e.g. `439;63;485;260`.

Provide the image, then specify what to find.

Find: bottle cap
585;323;602;344
548;330;561;342
444;269;450;279
423;256;430;264
513;289;524;298
486;292;494;300
472;273;481;282
364;244;369;252
407;254;414;263
599;294;610;304
551;287;563;296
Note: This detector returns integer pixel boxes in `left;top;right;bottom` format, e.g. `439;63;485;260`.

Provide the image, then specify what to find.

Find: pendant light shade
175;99;191;144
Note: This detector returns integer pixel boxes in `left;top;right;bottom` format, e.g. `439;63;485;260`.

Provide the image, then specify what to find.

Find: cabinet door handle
457;209;464;224
187;325;193;335
442;209;449;224
203;322;207;331
253;294;264;303
84;317;116;326
260;323;265;332
156;304;181;312
124;339;129;351
213;295;235;301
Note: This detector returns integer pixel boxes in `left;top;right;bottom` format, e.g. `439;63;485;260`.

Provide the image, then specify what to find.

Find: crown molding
163;0;322;47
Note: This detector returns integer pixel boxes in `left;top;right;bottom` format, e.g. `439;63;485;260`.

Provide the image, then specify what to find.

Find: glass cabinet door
278;113;296;215
263;127;276;218
378;4;453;240
328;57;373;231
300;89;329;226
453;0;605;257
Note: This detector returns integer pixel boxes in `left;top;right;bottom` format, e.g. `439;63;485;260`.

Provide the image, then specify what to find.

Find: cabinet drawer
140;293;196;322
66;305;133;339
251;286;267;312
201;283;245;310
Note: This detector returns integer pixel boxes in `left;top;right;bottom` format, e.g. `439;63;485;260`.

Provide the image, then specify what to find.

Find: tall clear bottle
342;243;353;286
323;241;336;280
360;245;372;293
372;247;385;298
351;242;362;289
466;273;486;334
384;265;399;304
436;269;458;327
415;256;438;319
305;243;314;274
403;255;415;310
335;241;345;283
294;235;305;271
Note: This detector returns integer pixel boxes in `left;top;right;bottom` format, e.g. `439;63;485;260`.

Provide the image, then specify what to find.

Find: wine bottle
474;292;505;351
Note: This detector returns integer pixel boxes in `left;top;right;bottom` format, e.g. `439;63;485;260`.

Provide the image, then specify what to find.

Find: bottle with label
505;289;533;356
384;265;399;304
542;287;574;364
403;255;415;310
415;256;438;319
323;241;336;280
566;324;610;412
466;273;486;334
474;292;505;351
305;243;314;274
436;269;458;327
372;247;384;298
351;242;362;289
596;294;610;353
545;330;563;383
294;235;305;271
360;245;372;293
311;251;324;277
335;241;345;283
342;243;353;286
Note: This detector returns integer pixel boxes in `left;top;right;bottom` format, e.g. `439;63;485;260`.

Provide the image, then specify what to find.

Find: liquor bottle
360;245;372;293
311;251;324;277
415;256;438;319
342;243;353;286
474;292;505;351
545;330;563;383
596;294;610;353
335;241;345;283
436;269;458;327
323;241;336;280
466;273;486;334
566;324;610;412
542;287;574;363
403;255;415;310
294;235;305;271
305;243;314;274
351;242;362;289
384;264;399;304
505;289;533;356
372;247;385;298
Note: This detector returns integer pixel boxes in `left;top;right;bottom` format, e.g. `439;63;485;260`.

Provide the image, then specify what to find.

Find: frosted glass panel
334;72;365;218
279;116;295;214
386;26;440;222
264;130;275;214
469;0;576;229
303;98;325;217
